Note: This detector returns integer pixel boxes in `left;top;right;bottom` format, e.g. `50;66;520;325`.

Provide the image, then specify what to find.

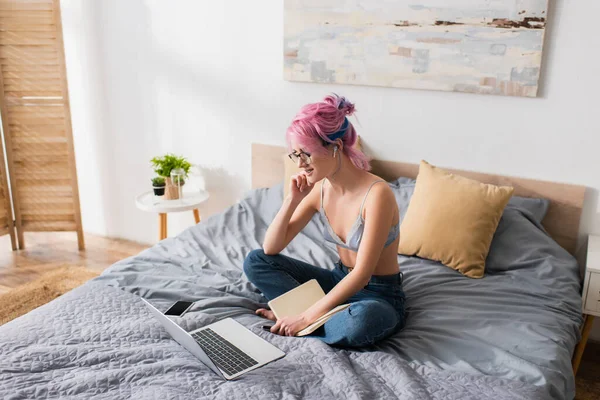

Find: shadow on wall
81;0;163;238
358;139;376;162
536;0;561;98
193;166;246;218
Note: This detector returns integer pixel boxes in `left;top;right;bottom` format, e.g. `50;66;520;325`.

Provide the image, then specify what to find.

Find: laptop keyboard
191;328;259;376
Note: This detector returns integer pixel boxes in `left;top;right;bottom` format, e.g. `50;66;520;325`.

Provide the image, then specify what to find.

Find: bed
0;143;586;399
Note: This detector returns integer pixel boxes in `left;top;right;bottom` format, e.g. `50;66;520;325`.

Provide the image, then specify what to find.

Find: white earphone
333;145;338;157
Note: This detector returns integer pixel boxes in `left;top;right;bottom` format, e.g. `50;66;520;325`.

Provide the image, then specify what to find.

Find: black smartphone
164;301;194;317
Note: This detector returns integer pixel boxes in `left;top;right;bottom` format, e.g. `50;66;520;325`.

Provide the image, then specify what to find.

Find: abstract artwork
284;1;549;97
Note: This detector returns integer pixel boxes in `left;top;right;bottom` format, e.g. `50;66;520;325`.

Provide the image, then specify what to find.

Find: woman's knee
344;300;400;346
243;248;282;280
243;248;266;277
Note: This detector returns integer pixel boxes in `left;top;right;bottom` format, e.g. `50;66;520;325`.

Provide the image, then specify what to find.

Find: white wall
60;1;600;339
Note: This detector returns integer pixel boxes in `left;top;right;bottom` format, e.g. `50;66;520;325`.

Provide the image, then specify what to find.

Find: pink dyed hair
286;93;371;171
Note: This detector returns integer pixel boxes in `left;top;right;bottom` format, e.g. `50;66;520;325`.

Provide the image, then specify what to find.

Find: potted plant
151;176;165;196
150;154;192;200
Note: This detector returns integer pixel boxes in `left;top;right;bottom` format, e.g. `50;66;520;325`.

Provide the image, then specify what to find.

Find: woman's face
290;141;336;184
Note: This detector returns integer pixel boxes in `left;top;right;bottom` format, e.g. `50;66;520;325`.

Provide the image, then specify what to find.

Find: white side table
572;234;600;375
135;190;210;240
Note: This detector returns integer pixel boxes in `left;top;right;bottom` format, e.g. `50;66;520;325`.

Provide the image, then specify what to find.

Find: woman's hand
271;313;311;337
289;172;313;203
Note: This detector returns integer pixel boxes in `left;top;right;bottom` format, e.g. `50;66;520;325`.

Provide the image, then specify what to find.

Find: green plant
151;176;165;187
150;154;192;178
172;175;185;185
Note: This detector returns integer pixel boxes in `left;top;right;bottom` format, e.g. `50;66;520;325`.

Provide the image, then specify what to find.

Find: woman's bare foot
256;308;276;321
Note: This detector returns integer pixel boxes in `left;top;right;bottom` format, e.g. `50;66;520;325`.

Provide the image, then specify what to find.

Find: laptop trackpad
207;318;285;364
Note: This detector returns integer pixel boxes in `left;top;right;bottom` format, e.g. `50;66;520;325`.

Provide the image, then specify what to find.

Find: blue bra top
319;179;400;252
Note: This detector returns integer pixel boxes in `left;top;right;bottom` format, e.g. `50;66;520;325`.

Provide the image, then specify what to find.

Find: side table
572;234;600;376
135;190;210;240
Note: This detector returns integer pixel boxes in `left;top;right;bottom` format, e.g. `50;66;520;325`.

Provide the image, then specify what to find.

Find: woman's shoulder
365;179;394;200
361;172;390;192
361;177;397;212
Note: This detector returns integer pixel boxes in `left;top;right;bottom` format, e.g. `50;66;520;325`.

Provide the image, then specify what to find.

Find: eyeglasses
288;150;312;165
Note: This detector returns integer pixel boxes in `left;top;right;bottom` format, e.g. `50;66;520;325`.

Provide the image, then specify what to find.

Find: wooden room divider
0;0;84;250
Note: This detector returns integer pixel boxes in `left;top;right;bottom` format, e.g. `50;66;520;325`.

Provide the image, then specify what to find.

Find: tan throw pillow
283;136;362;199
398;160;514;278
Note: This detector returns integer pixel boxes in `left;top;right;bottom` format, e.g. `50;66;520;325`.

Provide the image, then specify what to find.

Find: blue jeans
243;249;406;348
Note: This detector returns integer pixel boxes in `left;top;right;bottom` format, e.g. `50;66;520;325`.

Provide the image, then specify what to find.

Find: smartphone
164;301;194;317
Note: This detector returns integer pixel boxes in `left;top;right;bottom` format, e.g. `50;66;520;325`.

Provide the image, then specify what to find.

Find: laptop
141;298;285;380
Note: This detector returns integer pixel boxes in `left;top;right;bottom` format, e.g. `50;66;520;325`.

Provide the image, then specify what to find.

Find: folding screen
0;0;84;250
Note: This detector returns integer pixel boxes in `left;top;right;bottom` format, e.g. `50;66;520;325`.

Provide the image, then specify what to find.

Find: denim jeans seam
251;256;303;299
260;255;285;269
263;271;301;299
355;320;399;347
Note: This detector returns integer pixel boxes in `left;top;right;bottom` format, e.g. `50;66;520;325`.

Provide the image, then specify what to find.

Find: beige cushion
398;160;514;278
283;136;362;199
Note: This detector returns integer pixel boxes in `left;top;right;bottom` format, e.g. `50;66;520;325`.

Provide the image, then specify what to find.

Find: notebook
267;279;350;336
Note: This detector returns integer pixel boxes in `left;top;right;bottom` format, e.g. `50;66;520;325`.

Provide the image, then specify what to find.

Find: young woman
243;94;405;348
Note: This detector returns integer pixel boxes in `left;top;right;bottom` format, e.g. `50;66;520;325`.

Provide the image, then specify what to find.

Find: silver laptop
141;298;285;380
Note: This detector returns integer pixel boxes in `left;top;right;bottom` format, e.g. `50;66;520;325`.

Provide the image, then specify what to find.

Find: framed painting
284;0;549;97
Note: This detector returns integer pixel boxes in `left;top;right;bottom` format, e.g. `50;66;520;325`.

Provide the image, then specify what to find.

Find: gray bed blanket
0;182;581;399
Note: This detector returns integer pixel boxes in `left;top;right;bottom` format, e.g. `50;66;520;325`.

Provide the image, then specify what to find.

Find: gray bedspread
0;181;582;399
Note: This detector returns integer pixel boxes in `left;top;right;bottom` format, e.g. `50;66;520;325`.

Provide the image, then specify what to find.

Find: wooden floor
0;231;149;295
0;231;598;397
577;340;600;399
